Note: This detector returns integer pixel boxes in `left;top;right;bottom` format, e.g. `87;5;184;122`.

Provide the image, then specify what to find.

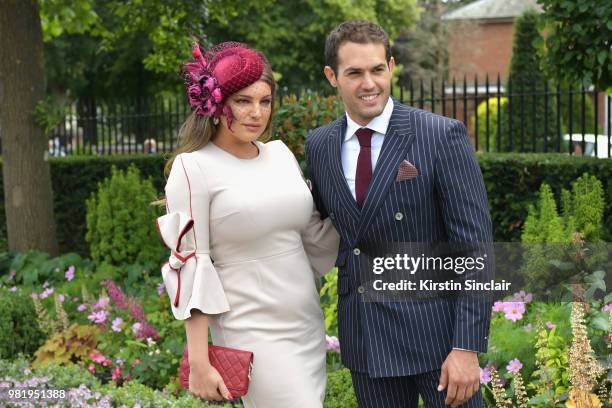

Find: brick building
441;0;542;81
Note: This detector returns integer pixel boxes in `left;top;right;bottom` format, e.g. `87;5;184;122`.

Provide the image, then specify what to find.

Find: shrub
520;174;606;291
324;368;358;408
85;165;164;270
273;92;343;167
0;288;45;359
32;323;100;368
471;97;508;152
320;268;339;335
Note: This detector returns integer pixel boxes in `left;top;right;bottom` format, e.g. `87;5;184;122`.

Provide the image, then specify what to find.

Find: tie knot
355;128;373;148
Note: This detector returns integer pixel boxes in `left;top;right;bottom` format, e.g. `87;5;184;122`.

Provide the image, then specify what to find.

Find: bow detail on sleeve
156;212;196;307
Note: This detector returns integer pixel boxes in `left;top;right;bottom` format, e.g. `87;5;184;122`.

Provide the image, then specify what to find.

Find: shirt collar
344;97;394;142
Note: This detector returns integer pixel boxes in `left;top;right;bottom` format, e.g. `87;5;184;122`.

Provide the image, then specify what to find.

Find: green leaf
590;315;611;331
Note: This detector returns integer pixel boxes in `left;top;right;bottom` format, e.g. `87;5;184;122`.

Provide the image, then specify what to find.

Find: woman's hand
189;360;233;401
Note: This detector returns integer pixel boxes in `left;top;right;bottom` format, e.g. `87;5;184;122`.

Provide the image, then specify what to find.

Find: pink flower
40;287;54;299
492;301;504;312
88;310;108;324
9;286;16;292
94;296;109;310
31;293;39;300
128;298;145;322
8;270;16;280
212;88;223;103
506;358;522;374
603;303;612;313
43;281;49;288
204;77;216;92
90;350;106;364
156;283;165;296
134;322;160;341
65;266;75;281
111;366;122;382
111;317;123;333
325;335;341;353
132;358;141;367
77;304;87;312
104;280;127;309
545;321;556;329
88;364;95;374
132;322;142;335
502;302;525;322
58;294;65;302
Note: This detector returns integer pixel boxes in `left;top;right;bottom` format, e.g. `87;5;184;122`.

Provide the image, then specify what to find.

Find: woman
157;41;339;407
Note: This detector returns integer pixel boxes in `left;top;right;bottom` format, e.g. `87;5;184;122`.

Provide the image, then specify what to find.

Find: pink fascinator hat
183;41;265;129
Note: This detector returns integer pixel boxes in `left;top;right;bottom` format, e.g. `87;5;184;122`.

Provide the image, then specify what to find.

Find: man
306;21;493;407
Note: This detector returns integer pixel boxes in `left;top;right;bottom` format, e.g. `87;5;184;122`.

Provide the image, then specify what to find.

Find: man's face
324;41;394;126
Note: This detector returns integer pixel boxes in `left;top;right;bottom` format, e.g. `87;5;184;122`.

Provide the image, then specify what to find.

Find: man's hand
438;349;480;407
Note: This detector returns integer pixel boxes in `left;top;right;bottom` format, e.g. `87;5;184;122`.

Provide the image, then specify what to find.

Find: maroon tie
355;127;374;208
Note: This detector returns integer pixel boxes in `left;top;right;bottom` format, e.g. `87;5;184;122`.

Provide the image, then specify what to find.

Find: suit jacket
305;100;493;377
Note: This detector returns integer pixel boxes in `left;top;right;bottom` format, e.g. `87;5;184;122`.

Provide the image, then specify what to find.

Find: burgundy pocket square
396;160;419;181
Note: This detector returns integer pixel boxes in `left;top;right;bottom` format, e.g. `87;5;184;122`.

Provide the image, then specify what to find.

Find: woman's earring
213;117;219;125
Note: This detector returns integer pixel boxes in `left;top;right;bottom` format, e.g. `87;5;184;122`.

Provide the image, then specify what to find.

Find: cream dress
157;140;339;408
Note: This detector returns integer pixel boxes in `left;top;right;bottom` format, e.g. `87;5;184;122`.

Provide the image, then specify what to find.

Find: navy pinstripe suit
306;100;493;406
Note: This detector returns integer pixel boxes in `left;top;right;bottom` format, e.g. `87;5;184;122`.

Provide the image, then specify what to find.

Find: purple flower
603;303;612;313
40;287;54;299
325;335;341;353
506;358;522;374
58;294;65;302
111;317;123;332
77;303;87;312
31;293;39;300
9;286;16;292
94;296;109;310
157;282;165;296
511;290;533;303
88;310;108;324
65;266;75;281
43;281;49;288
492;301;504;312
132;322;142;335
104;280;127;309
502;302;525;322
480;363;493;384
545;321;556;329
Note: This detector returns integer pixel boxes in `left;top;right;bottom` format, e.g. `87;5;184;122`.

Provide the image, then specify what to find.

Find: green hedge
0;153;610;256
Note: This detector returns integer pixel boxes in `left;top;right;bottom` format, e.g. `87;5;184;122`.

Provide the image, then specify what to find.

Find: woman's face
219;80;273;143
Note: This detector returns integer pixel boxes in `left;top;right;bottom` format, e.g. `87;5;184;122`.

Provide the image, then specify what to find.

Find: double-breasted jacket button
353;248;361;255
394;212;404;221
357;286;365;294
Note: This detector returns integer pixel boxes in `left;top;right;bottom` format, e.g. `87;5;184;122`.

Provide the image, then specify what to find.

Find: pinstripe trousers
351;370;484;408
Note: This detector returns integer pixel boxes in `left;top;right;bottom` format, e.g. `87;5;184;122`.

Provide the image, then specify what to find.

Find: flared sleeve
157;153;230;320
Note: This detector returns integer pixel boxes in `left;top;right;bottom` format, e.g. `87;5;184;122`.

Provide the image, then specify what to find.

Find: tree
393;0;448;88
538;0;612;91
498;11;557;152
0;1;59;254
206;0;421;88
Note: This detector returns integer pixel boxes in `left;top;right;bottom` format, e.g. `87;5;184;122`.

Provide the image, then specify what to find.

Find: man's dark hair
325;20;391;74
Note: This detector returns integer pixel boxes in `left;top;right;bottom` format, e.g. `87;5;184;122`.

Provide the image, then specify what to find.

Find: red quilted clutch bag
178;344;253;397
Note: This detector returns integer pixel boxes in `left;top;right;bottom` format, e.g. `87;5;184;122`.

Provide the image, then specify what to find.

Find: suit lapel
357;103;416;239
326;117;361;223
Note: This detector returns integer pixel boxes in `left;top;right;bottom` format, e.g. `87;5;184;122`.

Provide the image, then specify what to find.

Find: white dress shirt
341;97;394;199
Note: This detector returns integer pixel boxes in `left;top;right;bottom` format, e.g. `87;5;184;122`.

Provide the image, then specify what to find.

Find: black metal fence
35;75;612;158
